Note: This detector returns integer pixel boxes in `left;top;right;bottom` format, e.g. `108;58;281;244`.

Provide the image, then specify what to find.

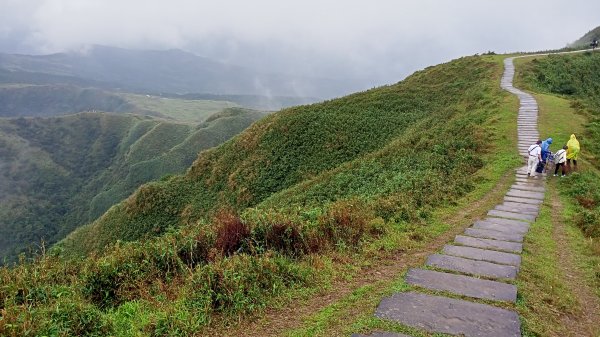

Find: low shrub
214;211;251;256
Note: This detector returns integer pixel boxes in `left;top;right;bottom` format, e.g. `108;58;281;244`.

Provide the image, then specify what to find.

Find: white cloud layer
1;0;599;87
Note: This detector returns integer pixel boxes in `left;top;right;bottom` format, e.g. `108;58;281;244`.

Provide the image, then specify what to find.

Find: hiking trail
351;56;545;337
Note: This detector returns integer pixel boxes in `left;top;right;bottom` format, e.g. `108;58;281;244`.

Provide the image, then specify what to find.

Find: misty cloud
1;0;599;90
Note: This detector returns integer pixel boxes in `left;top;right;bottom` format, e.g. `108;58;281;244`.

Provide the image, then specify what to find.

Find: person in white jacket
553;145;568;177
527;140;542;177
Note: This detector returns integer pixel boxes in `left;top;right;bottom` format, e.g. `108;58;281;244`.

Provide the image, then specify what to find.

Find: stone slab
443;245;521;267
495;204;538;216
488;209;537;222
375;292;521;337
505;196;543;205
514;178;544;185
507;189;545;200
464;228;523;243
501;201;540;212
485;216;531;227
511;184;545;192
426;254;517;279
454;235;523;253
352;333;412;337
406;268;518;302
473;221;529;235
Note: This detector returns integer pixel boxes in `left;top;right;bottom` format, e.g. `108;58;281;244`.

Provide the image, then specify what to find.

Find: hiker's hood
541;138;552;151
570;134;577;140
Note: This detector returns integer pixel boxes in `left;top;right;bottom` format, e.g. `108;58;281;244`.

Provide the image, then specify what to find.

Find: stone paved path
353;56;545;337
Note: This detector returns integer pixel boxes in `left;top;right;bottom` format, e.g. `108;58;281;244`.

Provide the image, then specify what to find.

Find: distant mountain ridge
0;45;367;98
569;26;600;47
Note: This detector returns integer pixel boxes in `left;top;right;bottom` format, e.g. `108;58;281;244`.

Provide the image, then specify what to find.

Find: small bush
264;222;306;256
177;230;213;268
82;240;183;309
214;211;250;256
184;253;313;314
318;199;373;248
40;298;113;336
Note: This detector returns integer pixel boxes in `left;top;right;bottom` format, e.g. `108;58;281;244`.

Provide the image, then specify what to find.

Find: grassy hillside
59;55;512;256
517;51;600;238
0;108;264;264
0;84;239;120
0;54;521;336
514;50;600;335
0;84;132;117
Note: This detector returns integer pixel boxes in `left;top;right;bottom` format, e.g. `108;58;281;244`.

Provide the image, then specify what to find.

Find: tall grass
1;55;519;336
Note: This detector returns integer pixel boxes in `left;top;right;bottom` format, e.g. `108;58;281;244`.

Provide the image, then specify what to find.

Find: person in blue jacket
541;137;553;162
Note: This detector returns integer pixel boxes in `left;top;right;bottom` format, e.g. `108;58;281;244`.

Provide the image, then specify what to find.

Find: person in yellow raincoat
566;134;580;174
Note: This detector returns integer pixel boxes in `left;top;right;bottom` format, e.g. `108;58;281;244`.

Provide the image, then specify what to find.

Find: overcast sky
1;0;599;89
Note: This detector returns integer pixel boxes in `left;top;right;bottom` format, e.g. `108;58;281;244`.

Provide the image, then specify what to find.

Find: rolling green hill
0;84;239;120
0;108;264;264
0;54;522;336
59;55;514;256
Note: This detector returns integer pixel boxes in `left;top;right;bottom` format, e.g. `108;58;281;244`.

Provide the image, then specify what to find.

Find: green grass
121;93;240;123
513;50;600;335
0;55;525;336
60;55;520;257
516;188;579;336
0;108;263;264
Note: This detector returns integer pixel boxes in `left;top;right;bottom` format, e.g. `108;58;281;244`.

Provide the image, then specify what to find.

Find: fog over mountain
1;0;599;98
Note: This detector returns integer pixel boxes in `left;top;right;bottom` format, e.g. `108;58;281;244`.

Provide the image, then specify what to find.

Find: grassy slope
0;108;263;263
118;93;239;123
513;52;600;335
0;84;241;121
0;55;523;337
60;55;518;256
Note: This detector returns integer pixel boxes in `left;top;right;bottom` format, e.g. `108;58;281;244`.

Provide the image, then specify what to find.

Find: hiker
592;39;599;50
566;134;580;174
527;140;542;177
541;137;553;162
554;145;567;177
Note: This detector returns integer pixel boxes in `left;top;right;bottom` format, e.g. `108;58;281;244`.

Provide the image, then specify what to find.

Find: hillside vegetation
518;51;600;240
0;55;521;336
60;55;508;256
0;108;264;263
0;84;238;120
